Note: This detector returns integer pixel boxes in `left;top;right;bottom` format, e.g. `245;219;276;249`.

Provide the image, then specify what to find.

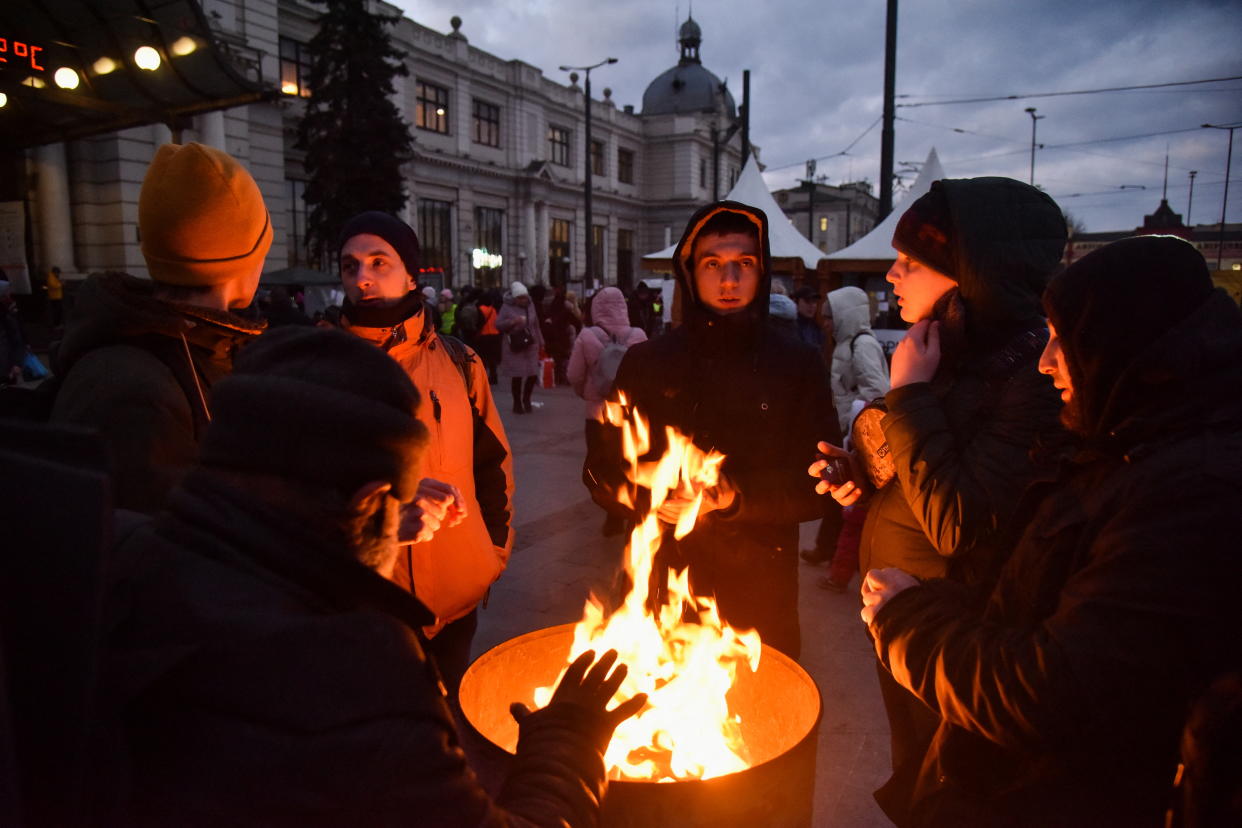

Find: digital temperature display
0;37;46;72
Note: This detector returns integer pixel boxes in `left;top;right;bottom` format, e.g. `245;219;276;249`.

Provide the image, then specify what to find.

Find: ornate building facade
10;0;745;295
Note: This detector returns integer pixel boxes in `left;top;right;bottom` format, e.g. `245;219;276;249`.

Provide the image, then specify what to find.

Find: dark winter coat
50;272;263;512
101;468;610;828
870;287;1242;827
584;202;839;658
496;296;544;378
860;178;1067;588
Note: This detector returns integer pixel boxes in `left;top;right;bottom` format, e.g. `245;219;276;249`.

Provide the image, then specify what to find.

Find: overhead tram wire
765;116;883;173
895;75;1242;109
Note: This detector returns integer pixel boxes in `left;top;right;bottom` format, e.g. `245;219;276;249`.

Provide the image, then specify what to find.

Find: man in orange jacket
337;211;515;692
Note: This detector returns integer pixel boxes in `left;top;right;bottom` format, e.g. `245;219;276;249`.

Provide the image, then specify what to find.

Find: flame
535;392;762;781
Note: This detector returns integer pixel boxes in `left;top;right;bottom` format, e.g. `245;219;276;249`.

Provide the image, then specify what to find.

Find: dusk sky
392;0;1242;234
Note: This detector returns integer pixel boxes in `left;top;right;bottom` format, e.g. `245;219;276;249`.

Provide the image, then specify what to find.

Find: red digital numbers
0;38;46;71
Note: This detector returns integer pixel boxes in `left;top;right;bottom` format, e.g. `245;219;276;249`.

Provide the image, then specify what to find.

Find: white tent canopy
827;147;945;263
642;152;828;270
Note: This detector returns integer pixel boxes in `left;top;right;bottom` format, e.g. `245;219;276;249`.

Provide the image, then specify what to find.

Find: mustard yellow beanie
139;142;273;286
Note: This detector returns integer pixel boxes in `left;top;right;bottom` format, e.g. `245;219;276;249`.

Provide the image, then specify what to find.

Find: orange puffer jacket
346;307;514;632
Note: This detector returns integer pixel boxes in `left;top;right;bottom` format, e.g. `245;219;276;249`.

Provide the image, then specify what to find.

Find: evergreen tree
296;0;413;265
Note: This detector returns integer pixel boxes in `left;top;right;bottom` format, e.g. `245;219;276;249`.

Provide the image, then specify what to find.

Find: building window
279;38;311;97
416;82;450;134
591;224;606;282
819;216;828;232
549;218;571;286
730;166;739;188
617;228;635;291
618;148;634;184
548;126;571;166
474;206;504;288
287;179;308;266
591;140;605;176
418;198;453;283
700;158;708;188
472;99;500;147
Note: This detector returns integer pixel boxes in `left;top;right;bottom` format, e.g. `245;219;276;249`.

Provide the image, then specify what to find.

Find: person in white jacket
814;286;890;593
569;286;647;535
825;286;890;435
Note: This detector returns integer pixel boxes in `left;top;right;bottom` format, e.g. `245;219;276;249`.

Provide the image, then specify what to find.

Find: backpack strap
437;333;477;406
592;325;617;347
849;329;876;356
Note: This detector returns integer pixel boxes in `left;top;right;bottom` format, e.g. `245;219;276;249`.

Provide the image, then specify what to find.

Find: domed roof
641;15;736;118
642;64;736;117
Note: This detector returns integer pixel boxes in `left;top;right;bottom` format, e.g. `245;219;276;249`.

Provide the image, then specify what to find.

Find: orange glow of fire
534;392;762;782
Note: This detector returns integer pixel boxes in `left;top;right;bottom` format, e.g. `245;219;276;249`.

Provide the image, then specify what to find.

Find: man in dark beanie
101;326;644;827
335;210;514;693
812;177;1069;821
856;235;1242;827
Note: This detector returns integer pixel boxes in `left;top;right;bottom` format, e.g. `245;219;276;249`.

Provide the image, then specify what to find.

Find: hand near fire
860;567;921;626
889;320;941;389
808;442;867;507
398;478;468;544
509;649;648;749
657;483;735;528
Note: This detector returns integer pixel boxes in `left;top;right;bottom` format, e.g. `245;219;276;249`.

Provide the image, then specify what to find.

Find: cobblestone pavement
471;383;893;827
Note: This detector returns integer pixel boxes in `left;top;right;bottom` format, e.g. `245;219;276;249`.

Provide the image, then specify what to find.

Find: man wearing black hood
859;235;1242;827
584;202;838;659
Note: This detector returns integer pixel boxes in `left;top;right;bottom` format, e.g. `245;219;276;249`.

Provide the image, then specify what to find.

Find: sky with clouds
392;0;1242;233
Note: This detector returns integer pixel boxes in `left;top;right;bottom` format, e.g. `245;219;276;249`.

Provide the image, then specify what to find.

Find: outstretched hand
657;483;735;526
510;649;647;737
808;441;867;506
399;478;468;544
860;567;921;626
890;320;941;389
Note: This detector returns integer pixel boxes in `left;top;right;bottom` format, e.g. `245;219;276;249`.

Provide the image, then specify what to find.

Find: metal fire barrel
459;623;821;828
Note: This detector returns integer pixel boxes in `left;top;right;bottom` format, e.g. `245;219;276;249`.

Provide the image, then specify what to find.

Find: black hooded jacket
49;272;263;512
583;202;839;658
103;468;611;828
870;238;1242;827
860;178;1068;588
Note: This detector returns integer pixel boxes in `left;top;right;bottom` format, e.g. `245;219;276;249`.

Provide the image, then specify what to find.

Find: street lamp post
560;57;617;288
1025;107;1045;186
1202;123;1238;271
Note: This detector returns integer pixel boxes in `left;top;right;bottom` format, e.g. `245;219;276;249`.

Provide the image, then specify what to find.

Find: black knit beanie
892;181;957;280
337;211;421;276
201;327;428;500
1043;234;1214;432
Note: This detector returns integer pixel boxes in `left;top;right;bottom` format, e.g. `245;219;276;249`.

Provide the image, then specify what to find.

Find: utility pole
560;57;617;287
1202;123;1237;271
1187;170;1198;224
804;159;817;245
1025;107;1045;186
878;0;897;219
741;69;751;164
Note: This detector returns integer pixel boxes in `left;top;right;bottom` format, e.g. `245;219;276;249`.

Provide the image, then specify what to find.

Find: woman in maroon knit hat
812;177;1071;824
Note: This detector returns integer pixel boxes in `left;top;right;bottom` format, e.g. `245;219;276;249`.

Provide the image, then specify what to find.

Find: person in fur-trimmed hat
51;142;272;512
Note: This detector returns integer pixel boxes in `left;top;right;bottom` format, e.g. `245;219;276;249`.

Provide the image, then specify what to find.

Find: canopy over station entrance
0;0;270;152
